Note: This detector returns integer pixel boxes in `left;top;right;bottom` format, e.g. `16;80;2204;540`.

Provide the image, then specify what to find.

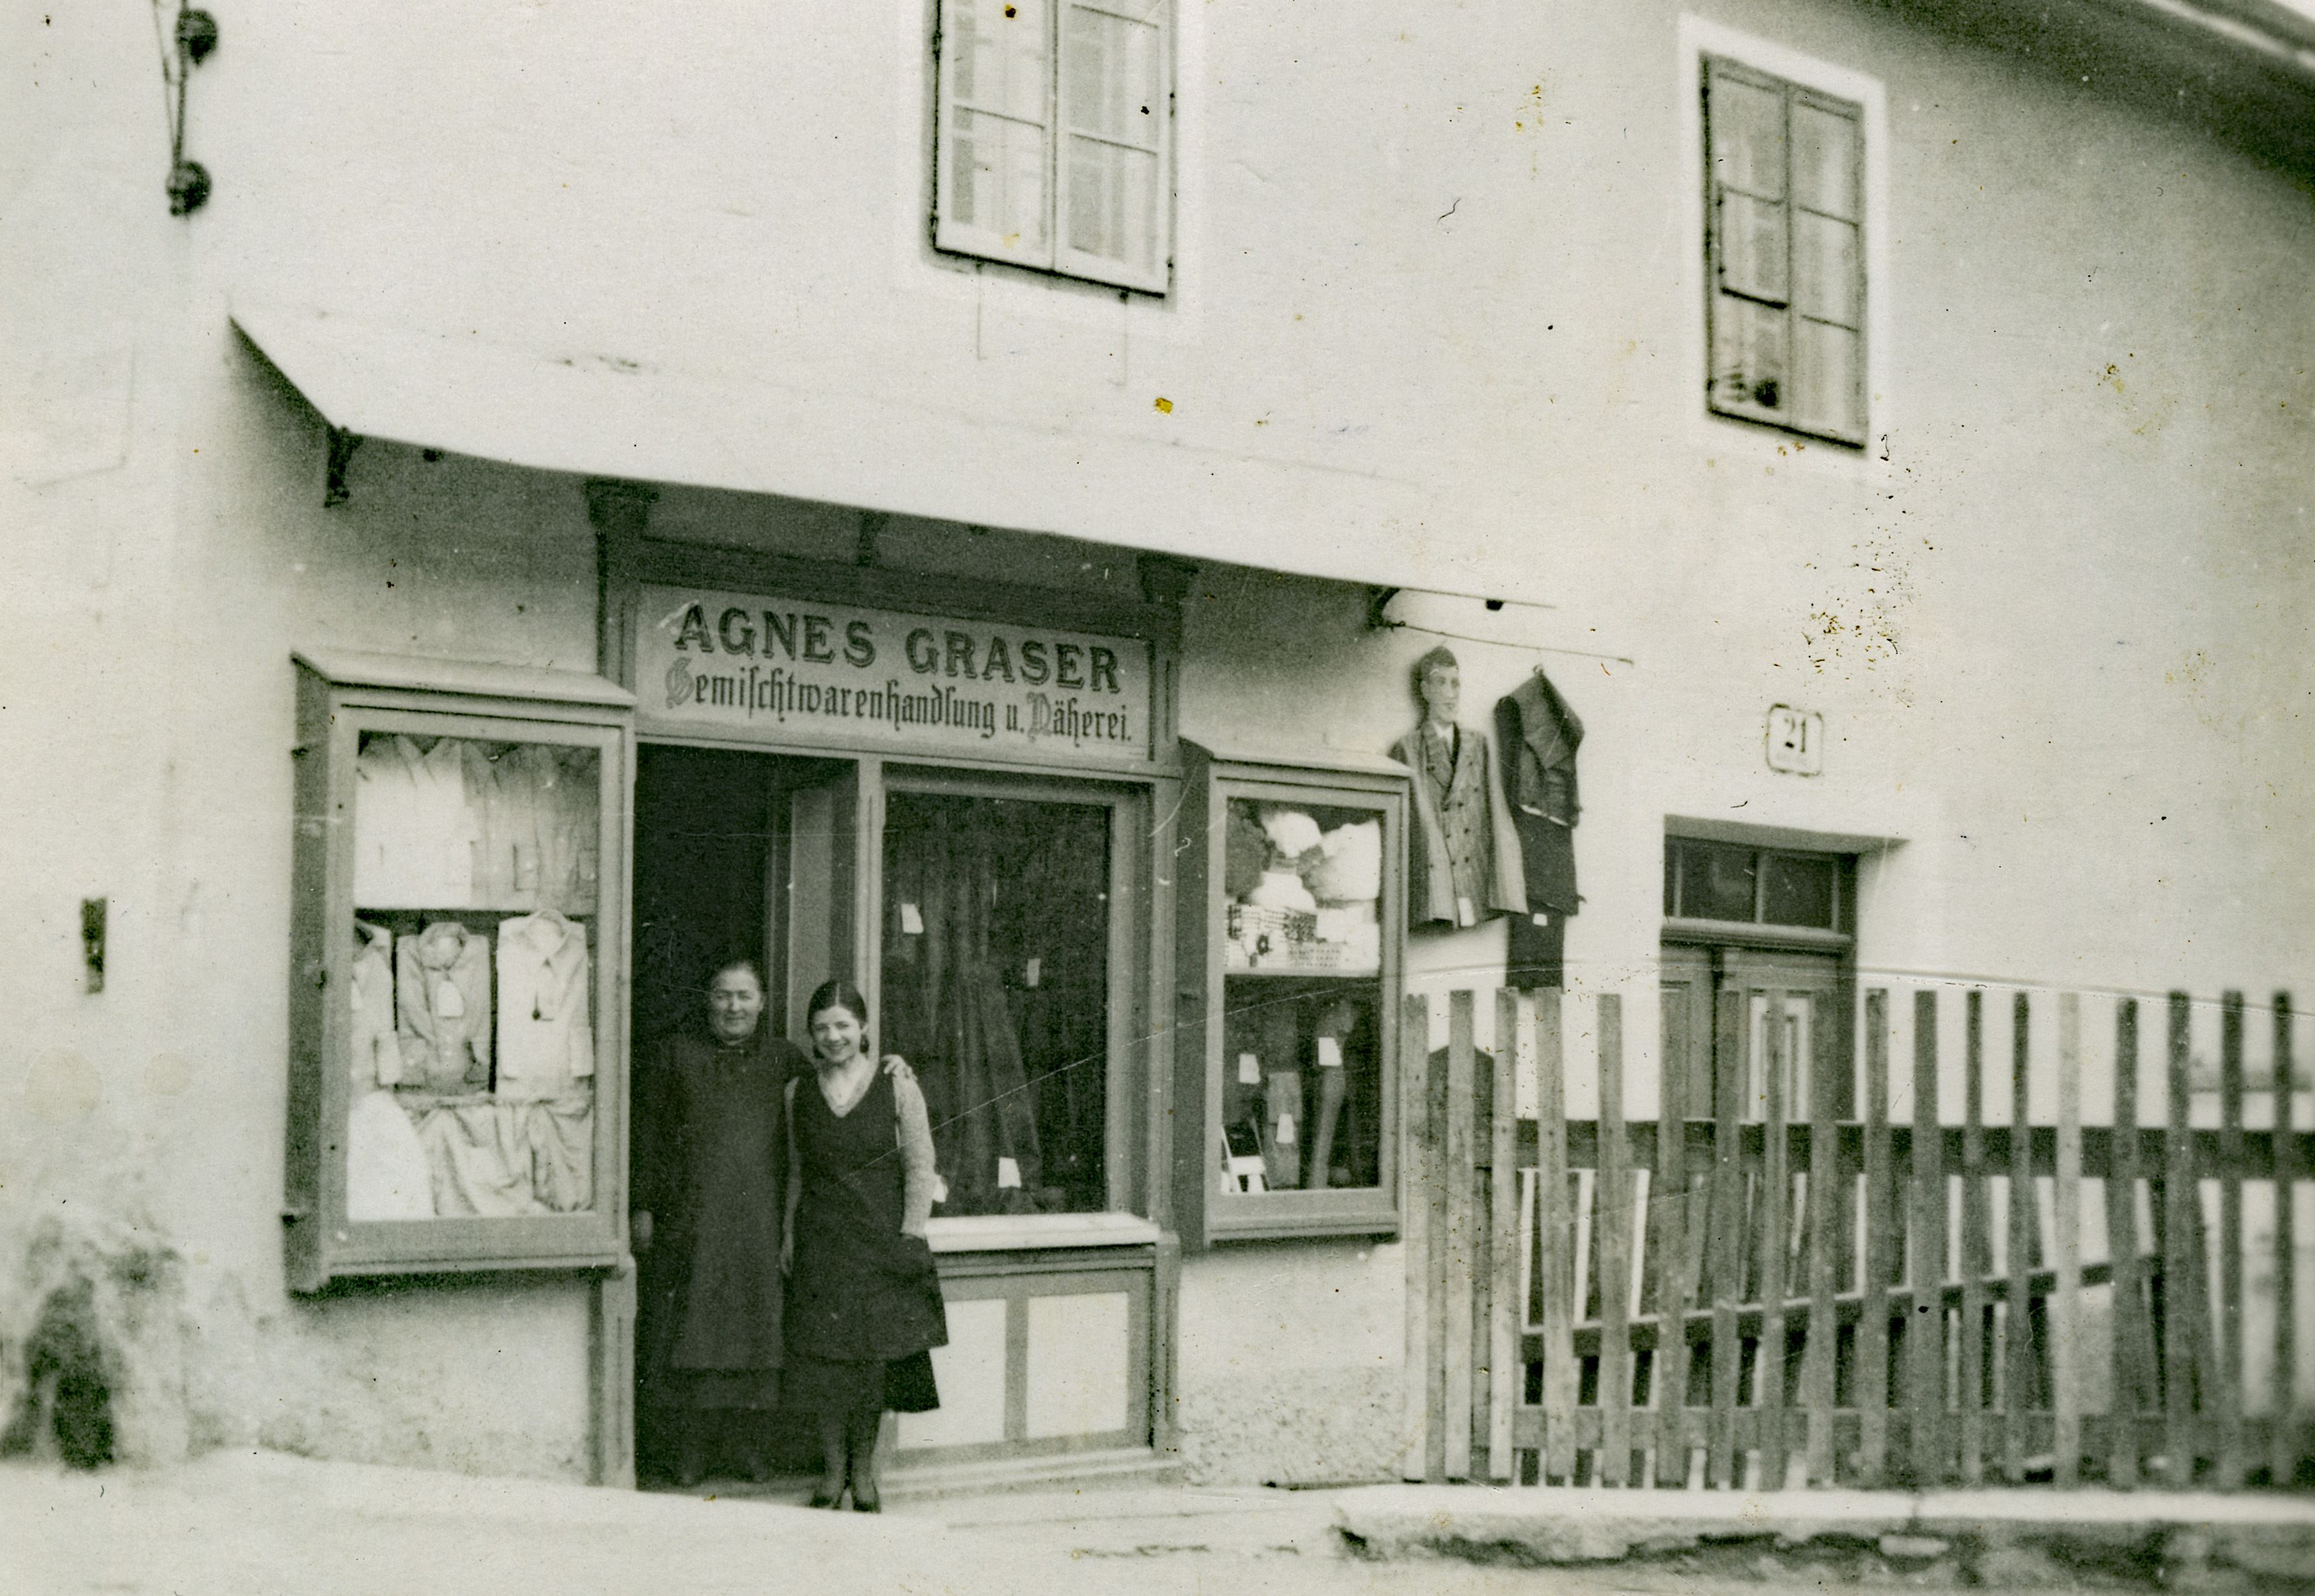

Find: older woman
782;978;946;1511
631;958;802;1488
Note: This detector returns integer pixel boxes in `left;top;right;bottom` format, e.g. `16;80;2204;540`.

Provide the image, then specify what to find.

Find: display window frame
871;762;1156;1231
1174;741;1409;1247
285;651;635;1293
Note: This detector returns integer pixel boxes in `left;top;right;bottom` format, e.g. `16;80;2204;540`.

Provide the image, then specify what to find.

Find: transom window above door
934;0;1173;293
1663;836;1847;934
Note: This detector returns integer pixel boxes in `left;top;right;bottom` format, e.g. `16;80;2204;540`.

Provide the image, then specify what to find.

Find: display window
1176;746;1407;1244
286;653;632;1291
345;731;603;1221
878;774;1142;1222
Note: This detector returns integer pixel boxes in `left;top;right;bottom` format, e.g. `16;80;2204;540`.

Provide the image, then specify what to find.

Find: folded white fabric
1259;806;1324;861
1308;820;1382;902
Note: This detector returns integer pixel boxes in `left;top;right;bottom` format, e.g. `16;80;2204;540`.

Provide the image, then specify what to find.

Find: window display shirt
396;920;493;1090
494;909;594;1101
351;920;399;1088
355;735;479;907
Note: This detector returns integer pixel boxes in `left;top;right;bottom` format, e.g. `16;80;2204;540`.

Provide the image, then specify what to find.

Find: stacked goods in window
345;731;600;1222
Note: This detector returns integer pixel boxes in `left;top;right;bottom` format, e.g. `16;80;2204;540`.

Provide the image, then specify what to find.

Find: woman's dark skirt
781;1349;940;1417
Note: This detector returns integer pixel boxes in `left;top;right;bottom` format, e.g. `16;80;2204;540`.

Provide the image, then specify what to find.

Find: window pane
1060;3;1164;272
881;790;1112;1216
1717;192;1789;304
1066;140;1161;270
1678;842;1758;922
1792;102;1859;221
948;108;1050;249
1709;71;1785;198
951;0;1052;122
1793;212;1858;327
1064;3;1162;148
349;731;602;1221
1219;797;1387;1194
1794;319;1862;439
1761;853;1838;929
1710;293;1789;414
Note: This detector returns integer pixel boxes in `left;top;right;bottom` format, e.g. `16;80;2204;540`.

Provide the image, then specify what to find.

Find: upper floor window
934;0;1172;294
1703;55;1865;445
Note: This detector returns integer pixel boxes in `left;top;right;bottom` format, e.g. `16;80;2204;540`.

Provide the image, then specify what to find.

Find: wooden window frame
933;0;1175;295
1701;53;1867;447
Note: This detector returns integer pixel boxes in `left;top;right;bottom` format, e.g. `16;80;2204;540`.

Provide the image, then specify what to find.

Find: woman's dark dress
633;1029;805;1417
783;1065;946;1416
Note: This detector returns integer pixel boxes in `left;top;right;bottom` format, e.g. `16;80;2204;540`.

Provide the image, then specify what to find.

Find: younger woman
782;978;946;1511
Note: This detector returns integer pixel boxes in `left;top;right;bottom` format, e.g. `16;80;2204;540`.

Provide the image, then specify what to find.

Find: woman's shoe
849;1493;881;1513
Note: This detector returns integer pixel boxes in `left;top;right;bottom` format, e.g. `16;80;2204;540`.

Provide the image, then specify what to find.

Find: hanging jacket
1496;670;1584;916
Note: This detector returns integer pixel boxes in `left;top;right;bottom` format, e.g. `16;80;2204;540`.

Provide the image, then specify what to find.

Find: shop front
279;495;1417;1490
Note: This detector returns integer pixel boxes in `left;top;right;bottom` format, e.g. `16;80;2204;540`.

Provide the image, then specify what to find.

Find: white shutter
1053;0;1170;293
937;0;1057;270
1791;96;1864;442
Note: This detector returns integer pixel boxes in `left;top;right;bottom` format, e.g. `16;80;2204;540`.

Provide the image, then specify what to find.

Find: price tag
997;1156;1022;1190
1275;1114;1297;1145
1237;1052;1260;1085
1024;957;1040;988
1533;912;1551;927
900;902;924;935
1317;1036;1343;1068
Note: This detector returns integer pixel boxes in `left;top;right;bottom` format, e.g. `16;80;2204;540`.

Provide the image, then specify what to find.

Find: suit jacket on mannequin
1390;723;1527;929
1496;669;1585;988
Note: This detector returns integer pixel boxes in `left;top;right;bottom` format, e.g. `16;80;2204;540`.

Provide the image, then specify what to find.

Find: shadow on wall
0;1209;192;1470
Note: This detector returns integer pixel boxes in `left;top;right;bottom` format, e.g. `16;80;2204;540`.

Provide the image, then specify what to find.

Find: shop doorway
629;743;855;1486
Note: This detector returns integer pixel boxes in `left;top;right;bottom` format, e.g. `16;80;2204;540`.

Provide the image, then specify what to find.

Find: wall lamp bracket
159;7;221;215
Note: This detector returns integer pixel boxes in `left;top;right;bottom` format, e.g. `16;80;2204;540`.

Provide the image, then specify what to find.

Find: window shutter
1053;0;1170;293
1790;96;1864;441
937;0;1057;270
1704;57;1865;443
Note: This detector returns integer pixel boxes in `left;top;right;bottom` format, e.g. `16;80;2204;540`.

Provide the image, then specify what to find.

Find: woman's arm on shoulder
890;1066;937;1237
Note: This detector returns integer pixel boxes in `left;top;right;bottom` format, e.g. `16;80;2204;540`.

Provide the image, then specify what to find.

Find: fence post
1444;992;1476;1480
2217;992;2246;1490
2275;993;2300;1488
1709;985;1747;1490
1961;990;1990;1487
1806;989;1839;1486
1656;984;1695;1487
1400;992;1431;1481
2165;991;2197;1488
1598;994;1633;1486
1489;991;1521;1480
1860;989;1894;1487
1537;990;1577;1484
2005;992;2036;1483
2108;997;2149;1488
2054;991;2084;1486
1910;989;1948;1486
1760;987;1791;1490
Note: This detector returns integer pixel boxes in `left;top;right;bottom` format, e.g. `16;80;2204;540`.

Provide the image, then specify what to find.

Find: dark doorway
629;743;853;1488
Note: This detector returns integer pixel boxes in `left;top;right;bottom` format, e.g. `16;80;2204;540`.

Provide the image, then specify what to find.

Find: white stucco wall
4;0;2310;1483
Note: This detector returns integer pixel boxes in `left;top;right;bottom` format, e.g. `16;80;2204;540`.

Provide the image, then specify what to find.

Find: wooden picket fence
1401;984;2312;1492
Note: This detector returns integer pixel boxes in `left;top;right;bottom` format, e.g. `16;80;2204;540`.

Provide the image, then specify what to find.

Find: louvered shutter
937;0;1057;270
1789;95;1864;441
1054;0;1170;291
1703;57;1865;444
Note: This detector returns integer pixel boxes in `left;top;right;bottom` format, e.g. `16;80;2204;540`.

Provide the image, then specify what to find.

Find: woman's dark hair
804;978;869;1029
707;956;767;992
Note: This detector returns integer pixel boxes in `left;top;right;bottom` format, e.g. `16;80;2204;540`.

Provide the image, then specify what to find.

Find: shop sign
637;584;1155;762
